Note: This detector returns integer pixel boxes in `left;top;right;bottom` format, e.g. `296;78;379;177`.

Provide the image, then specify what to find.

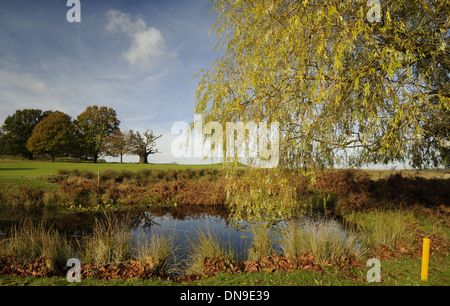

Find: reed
134;229;176;274
247;222;276;261
0;219;72;271
80;214;133;266
186;227;235;275
344;209;418;251
282;218;367;265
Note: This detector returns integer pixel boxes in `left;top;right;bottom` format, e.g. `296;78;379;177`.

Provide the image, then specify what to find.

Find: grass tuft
343;209;418;251
247;222;276;261
0;219;72;271
79;214;132;266
282;218;367;265
186;227;235;275
134;229;176;275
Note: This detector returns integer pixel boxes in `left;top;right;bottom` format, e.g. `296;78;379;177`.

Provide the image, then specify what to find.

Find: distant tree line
0;106;162;163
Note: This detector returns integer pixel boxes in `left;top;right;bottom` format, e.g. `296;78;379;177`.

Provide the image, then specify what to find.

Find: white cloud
106;10;175;69
105;10;147;36
124;27;166;67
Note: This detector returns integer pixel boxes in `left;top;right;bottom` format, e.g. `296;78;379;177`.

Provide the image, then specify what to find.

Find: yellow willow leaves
197;0;448;172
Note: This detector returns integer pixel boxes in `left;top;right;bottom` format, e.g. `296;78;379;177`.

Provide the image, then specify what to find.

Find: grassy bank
1;246;448;286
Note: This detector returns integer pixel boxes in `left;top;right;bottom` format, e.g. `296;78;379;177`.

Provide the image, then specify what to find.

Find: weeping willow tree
195;0;449;220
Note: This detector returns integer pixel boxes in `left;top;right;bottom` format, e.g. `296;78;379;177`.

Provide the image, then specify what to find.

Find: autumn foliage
26;112;75;162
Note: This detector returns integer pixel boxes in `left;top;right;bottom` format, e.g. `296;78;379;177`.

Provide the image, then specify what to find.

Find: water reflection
0;205;253;260
0;205;359;264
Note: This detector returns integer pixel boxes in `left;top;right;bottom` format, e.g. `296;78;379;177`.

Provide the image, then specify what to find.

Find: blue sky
0;0;220;163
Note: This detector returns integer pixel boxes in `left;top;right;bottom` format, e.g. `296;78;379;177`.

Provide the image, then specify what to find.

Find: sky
0;0;221;164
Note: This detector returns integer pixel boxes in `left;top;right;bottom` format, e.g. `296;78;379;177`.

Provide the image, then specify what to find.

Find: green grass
1;252;448;286
0;158;226;192
343;210;418;251
0;158;224;179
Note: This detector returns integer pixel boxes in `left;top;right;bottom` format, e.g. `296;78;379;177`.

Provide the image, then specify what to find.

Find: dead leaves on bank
201;252;324;278
82;258;167;280
0;256;168;280
1;231;447;282
0;255;52;278
0;252;356;281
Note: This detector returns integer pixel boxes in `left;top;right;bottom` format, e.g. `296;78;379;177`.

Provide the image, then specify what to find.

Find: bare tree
129;130;162;164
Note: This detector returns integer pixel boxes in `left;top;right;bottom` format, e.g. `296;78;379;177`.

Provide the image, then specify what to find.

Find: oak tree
0;109;50;159
26;111;75;162
129;130;162;164
75;106;120;163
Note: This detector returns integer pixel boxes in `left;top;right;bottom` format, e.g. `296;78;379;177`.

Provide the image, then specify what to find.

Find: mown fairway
0;158;223;178
0;158;224;190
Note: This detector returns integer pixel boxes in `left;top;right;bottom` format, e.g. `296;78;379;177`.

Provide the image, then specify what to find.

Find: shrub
1;186;43;206
135;169;154;180
78;169;94;179
177;169;195;180
99;169;119;181
57;169;70;176
69;168;81;177
163;169;177;181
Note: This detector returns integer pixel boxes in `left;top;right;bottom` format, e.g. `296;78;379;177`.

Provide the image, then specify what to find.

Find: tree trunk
26;151;34;160
120;154;123;164
51;154;55;162
93;154;98;163
139;153;149;164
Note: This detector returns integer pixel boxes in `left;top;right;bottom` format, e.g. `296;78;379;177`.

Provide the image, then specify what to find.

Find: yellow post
421;238;430;282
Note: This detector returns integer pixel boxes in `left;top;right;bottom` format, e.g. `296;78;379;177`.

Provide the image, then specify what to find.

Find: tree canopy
101;130;132;164
75;105;121;163
195;0;449;170
0;109;49;159
26;111;75;162
1;106;162;163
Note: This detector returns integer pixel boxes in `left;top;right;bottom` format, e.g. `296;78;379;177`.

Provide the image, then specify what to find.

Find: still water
0;205;356;264
0;205;255;260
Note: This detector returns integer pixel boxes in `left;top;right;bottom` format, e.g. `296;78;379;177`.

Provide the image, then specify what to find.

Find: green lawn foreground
0;251;448;286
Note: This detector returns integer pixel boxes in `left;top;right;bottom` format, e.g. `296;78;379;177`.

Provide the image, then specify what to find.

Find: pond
0;205;254;261
0;204;362;273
